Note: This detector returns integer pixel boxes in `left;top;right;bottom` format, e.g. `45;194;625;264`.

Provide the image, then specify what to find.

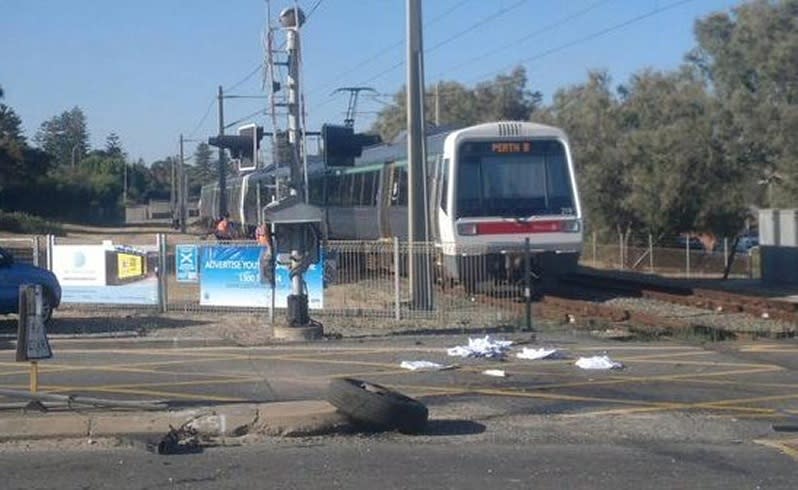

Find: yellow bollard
30;361;38;393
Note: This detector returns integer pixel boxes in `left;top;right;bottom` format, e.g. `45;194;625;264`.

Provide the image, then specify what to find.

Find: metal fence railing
0;236;41;266
582;232;757;279
2;232;763;328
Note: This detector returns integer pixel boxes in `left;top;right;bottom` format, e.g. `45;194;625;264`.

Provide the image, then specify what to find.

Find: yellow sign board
117;253;143;279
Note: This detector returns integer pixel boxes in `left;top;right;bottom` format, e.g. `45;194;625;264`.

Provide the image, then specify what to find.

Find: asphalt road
1;332;796;488
0;430;794;489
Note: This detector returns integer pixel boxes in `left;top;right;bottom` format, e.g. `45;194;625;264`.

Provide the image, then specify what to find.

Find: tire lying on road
327;378;428;434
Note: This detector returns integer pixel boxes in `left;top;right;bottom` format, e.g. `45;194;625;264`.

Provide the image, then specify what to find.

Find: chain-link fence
582;232;757;279
164;238;527;328
4;231;761;328
0;236;42;266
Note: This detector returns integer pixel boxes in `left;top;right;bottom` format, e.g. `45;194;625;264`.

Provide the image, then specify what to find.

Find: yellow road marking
41;385;244;402
754;439;798;463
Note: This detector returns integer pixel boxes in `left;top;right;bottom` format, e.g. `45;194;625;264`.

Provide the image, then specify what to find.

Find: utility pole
217;85;227;217
283;6;305;202
178;134;187;233
407;0;432;310
435;81;440;127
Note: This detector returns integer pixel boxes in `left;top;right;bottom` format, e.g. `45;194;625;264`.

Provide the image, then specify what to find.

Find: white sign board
51;245;107;286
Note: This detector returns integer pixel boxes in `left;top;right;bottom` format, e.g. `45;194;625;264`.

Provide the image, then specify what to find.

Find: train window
309;176;324;205
396;168;408;206
455;139;574;218
342;174;356;206
364;171;378;206
440;158;449;212
354;173;365;206
326;175;341;206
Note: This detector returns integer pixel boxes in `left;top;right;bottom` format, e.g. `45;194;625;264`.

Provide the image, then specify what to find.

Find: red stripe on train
476;220;562;235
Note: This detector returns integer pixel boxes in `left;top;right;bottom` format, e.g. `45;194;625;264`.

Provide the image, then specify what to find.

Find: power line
472;0;698;84
225;63;263;92
304;0;324;20
187;97;216;138
225;108;267;130
306;0;474;100
431;0;613;80
320;0;528;103
390;0;700;102
426;0;527;53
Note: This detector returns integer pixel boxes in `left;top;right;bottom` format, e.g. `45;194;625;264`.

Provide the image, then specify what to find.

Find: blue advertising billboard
199;245;323;309
175;244;199;283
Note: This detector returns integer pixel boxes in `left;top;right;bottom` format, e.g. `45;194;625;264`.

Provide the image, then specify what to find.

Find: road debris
516;347;562;360
399;361;456;371
482;369;506;377
575;355;625;370
447;336;513;359
155;424;203;455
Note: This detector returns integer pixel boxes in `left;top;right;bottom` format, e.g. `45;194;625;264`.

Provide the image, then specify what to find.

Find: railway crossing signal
321;124;381;167
208;124;266;173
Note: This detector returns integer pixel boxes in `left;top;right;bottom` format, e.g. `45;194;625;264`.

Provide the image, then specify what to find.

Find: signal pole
217;85;227;217
407;0;433;310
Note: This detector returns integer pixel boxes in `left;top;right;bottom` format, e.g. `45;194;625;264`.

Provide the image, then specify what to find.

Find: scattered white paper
446;336;513;359
400;360;449;371
516;347;560;360
482;369;506;377
575;355;624;370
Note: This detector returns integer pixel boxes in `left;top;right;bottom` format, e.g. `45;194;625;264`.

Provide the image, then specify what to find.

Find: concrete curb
0;400;351;442
0;336;238;350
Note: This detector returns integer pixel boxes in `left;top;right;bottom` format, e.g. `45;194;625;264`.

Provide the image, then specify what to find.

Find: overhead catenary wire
470;0;699;85
430;0;613;80
362;0;700;106
305;0;474;100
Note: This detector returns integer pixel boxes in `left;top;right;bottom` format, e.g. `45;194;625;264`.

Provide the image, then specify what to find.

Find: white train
200;121;583;290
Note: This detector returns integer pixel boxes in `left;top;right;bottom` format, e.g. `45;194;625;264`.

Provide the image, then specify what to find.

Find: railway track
456;272;797;339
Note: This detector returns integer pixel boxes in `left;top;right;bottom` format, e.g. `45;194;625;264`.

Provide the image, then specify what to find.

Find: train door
378;162;397;238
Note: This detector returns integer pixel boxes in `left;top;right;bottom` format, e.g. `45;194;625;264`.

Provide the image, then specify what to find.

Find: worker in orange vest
214;213;232;241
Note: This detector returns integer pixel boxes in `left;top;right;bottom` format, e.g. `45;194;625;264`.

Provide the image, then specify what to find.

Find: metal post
157;234;168;312
685;237;690;278
592;231;597;266
179;134;187;233
217;85;227;217
524;238;532;331
394;237;401;321
723;237;729;270
648;233;654;273
270;222;276;325
33;236;40;267
619;232;623;269
46;235;54;271
407;0;432;310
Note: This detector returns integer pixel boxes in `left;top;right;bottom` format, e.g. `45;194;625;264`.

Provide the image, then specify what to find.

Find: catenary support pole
217;85;227;217
407;0;432;310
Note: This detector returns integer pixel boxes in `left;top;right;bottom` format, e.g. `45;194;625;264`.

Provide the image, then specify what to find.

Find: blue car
0;246;61;323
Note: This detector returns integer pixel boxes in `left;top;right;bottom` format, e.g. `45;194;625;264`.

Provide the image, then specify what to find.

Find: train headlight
562;219;582;233
457;223;478;236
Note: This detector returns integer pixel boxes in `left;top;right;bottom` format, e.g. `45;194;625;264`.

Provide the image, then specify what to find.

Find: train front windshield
455;139;576;219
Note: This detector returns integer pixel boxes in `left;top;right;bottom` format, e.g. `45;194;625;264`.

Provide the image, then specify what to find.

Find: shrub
0;210;64;236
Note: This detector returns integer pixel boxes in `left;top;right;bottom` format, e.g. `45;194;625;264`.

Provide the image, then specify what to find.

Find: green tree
192;142;214;184
34;106;90;167
689;0;798;207
372;67;540;143
534;70;626;236
104;132;124;158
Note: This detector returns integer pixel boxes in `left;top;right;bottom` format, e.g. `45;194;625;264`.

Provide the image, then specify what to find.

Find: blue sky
1;0;739;164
